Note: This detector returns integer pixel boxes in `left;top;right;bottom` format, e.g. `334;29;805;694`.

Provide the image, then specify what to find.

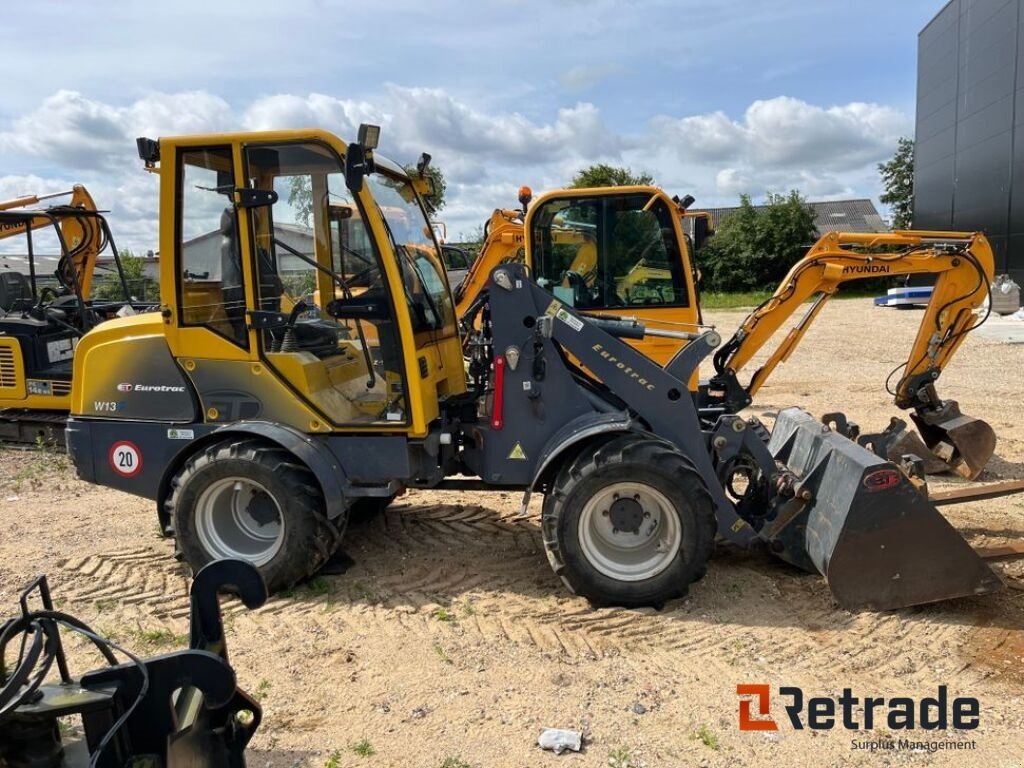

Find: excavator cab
0;190;151;442
526;187;702;365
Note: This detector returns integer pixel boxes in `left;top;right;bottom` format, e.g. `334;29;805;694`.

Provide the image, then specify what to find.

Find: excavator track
0;409;66;448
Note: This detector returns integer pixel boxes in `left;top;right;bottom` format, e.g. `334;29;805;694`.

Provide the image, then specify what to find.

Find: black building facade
914;0;1024;282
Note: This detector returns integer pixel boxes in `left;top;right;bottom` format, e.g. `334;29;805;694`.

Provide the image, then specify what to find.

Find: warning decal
508;442;528;461
109;441;143;478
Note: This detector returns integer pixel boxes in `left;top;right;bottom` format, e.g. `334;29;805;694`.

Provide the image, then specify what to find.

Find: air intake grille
51;380;71;396
0;347;15;389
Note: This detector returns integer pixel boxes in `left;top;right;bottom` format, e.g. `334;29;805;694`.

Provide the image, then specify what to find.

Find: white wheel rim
195;477;284;566
577;481;682;582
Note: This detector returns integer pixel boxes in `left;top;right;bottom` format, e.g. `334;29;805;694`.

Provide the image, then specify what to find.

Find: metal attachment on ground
0;559;266;767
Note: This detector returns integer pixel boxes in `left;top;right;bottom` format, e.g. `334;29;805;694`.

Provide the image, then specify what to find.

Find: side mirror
345;143;368;193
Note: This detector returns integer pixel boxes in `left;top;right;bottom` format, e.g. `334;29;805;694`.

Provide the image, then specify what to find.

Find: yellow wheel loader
63;126;1006;612
454;188;997;479
0;186;156;443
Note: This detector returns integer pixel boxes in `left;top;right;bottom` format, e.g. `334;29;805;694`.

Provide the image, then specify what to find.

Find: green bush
699;192;817;292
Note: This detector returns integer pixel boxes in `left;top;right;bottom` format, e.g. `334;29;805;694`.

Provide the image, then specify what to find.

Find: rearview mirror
345;144;368;193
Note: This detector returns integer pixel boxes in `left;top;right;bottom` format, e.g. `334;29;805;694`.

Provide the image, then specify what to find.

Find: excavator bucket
856;417;949;475
765;408;1002;611
910;401;996;481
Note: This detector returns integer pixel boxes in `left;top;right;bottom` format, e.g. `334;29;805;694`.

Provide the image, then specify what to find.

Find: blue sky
0;0;943;249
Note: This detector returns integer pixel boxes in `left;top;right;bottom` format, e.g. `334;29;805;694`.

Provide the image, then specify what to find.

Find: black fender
157;421;349;529
529;412;636;493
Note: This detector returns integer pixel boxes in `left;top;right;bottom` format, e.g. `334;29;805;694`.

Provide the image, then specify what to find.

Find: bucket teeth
765;407;1002;611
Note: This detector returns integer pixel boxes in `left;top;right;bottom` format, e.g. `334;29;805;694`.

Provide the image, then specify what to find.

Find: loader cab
163;129;464;437
525;187;701;364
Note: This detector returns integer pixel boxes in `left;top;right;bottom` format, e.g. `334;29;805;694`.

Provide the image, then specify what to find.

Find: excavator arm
709;229;995;478
453;202;529;321
0;184;112;299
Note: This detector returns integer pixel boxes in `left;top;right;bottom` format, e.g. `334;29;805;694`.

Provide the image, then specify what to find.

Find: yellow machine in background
455;187;997;477
0;186;153;442
456;186;708;366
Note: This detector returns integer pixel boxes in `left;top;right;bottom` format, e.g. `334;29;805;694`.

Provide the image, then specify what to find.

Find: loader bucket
910;402;996;480
766;408;1002;611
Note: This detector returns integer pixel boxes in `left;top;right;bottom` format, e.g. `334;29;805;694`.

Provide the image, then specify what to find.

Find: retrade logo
737;684;777;731
736;684;979;732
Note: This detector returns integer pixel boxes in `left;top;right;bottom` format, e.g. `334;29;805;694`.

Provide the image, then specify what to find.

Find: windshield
365;169;456;336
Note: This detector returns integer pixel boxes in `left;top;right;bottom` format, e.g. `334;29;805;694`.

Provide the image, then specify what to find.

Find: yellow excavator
0;185;154;442
454;186;997;479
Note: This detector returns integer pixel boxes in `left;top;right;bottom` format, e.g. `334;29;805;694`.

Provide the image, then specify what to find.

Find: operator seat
0;271;33;312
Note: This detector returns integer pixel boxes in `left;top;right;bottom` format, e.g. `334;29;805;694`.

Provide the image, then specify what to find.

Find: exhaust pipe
763;408;1002;611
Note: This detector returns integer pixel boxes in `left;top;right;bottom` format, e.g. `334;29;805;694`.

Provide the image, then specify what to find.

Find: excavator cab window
530;193;689;310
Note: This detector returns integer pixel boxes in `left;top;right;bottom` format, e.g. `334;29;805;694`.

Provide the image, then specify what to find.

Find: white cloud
0;90;233;172
0;88;909;253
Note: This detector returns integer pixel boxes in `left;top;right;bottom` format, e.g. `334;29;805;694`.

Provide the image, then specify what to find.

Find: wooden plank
973;541;1024;560
930;479;1024;507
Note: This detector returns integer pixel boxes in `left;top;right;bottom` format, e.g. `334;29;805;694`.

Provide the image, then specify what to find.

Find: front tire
167;439;341;592
542;434;716;607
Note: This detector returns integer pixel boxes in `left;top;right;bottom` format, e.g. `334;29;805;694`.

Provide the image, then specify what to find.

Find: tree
879;137;914;229
287;163;448;226
406;164;447;214
700;192;818;292
570;164;654;188
93;249;159;301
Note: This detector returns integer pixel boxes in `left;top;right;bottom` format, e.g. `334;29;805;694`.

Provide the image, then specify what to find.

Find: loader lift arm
708;230;996;477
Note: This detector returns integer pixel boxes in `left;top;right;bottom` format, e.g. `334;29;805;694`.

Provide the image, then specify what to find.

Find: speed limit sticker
109;441;143;478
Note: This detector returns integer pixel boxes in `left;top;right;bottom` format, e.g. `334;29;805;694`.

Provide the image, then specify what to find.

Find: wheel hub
609;496;644;534
195;477;285;567
247;491;279;527
578;481;683;582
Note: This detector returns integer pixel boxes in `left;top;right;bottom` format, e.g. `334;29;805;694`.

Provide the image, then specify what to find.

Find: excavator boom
710;229;996;478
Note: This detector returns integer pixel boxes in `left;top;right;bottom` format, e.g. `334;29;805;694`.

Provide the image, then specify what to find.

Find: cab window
177;147;248;347
530;193;689;309
242;141;409;426
365;170;457;338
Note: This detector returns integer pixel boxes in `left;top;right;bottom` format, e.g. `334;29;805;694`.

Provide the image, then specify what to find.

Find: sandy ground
1;298;1023;768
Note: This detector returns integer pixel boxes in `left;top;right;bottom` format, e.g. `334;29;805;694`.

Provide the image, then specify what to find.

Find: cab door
239;140;413;430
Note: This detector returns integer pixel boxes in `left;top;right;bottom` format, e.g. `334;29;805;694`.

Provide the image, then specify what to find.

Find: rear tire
168;438;341;592
542;434;716;607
